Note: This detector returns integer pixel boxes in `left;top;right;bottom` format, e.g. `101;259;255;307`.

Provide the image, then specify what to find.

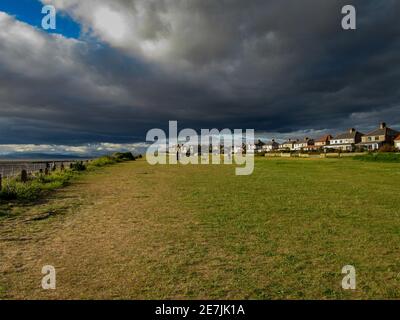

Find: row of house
255;122;400;153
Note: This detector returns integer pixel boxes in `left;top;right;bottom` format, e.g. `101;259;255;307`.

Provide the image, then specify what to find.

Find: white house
254;140;266;153
280;139;298;151
326;128;364;151
262;139;279;152
293;137;314;151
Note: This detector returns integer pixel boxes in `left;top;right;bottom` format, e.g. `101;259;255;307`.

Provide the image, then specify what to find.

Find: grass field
1;157;400;299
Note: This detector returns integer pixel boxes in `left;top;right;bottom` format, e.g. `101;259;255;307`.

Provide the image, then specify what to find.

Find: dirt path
0;160;202;299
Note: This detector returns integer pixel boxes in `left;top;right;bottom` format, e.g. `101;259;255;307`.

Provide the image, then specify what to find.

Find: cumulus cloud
0;0;400;149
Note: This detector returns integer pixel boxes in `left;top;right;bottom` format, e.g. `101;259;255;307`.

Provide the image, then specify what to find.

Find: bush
378;144;396;153
0;180;42;201
88;156;117;167
88;153;135;167
70;161;86;171
0;170;74;201
112;152;136;161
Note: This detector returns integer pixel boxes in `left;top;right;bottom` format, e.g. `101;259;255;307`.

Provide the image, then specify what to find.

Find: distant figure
177;144;181;162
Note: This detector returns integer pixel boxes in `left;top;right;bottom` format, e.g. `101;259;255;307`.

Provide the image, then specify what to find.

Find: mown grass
140;157;400;299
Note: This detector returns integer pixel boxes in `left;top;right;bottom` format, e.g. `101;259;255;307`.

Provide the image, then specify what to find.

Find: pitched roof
315;134;333;143
334;130;363;140
365;126;399;137
254;139;265;146
395;134;400;141
281;139;299;145
265;140;278;146
294;137;313;145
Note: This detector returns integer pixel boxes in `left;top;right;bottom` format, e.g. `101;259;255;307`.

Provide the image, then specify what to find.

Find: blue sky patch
0;0;81;38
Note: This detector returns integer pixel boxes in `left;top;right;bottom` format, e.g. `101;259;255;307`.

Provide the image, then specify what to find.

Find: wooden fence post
21;170;28;183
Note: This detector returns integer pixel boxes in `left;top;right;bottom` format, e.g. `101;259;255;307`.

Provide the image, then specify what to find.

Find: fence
0;160;80;179
265;152;368;158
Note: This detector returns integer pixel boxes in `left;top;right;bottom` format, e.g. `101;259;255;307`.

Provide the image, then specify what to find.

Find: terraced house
357;122;399;151
325;128;364;151
293;137;315;151
262;139;279;152
280;139;298;151
315;135;333;149
257;122;398;153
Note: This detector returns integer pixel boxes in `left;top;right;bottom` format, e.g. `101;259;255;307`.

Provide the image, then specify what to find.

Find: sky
0;0;399;156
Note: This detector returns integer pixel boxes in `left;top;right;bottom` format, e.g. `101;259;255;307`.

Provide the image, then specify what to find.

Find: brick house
315;135;333;148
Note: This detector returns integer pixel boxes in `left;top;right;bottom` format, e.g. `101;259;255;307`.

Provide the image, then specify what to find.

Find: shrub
112;152;136;161
70;161;86;171
0;180;42;201
378;144;396;153
88;153;135;167
88;156;117;167
0;170;74;202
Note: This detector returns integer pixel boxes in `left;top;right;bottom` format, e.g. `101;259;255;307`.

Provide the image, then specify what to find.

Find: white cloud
0;142;147;157
93;6;128;44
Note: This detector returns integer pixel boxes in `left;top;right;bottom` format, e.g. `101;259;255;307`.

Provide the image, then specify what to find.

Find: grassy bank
0;152;137;203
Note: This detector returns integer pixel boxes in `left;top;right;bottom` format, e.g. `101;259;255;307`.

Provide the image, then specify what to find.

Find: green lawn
161;157;400;299
1;157;400;299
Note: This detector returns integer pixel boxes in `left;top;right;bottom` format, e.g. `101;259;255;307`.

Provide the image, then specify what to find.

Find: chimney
349;128;355;133
380;122;386;129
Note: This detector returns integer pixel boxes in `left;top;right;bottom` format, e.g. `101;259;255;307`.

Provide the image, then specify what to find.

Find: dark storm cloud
0;0;400;144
